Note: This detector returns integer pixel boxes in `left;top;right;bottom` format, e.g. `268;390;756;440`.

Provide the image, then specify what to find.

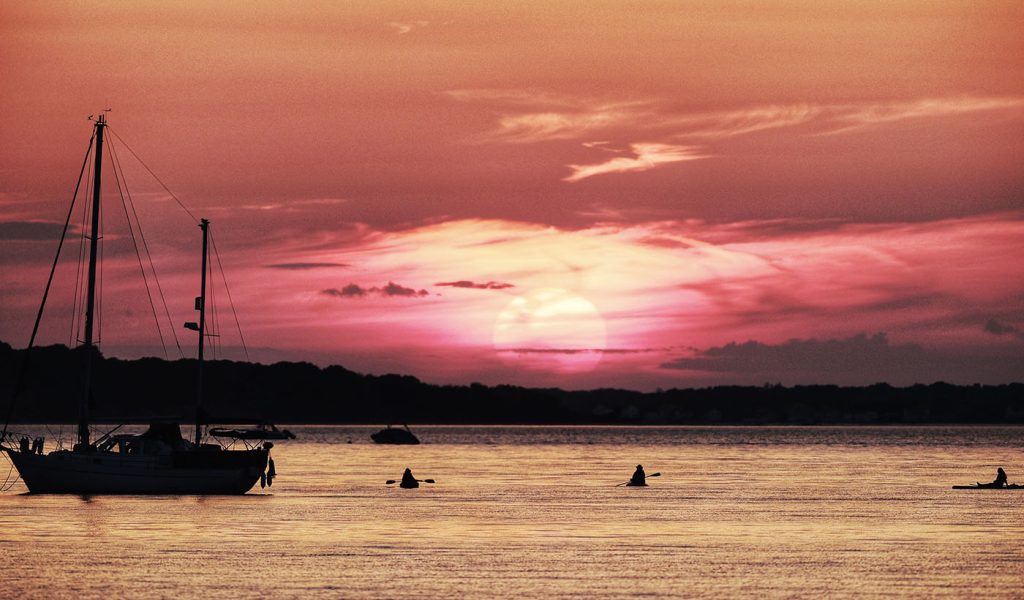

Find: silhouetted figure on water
628;465;647;487
400;468;419;489
979;467;1008;488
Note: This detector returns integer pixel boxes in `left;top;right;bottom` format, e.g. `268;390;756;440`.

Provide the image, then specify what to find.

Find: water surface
2;426;1022;598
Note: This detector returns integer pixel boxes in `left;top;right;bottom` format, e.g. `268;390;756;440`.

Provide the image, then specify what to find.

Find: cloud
448;90;1024;181
661;333;929;380
235;197;349;213
666;104;821;139
389;21;428;35
321;284;367;298
493;107;643;144
984;319;1024;340
380;281;429;297
658;331;1024;386
265;262;350;270
450;90;1024;145
501;347;660;354
0;221;68;241
321;281;429;299
563;143;708;182
436;280;514;290
444;88;592;108
826;96;1024;134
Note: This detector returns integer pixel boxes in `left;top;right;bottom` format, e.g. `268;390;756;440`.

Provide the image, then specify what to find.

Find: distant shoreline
3;341;1022;426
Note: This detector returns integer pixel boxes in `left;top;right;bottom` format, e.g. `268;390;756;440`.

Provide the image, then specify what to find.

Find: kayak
626;482;648;487
952;484;1024;489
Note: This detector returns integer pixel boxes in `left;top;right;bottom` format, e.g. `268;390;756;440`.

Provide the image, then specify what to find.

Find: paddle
616;472;661;487
385;479;435;485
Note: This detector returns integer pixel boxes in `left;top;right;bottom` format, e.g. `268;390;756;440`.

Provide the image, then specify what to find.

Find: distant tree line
1;341;1021;425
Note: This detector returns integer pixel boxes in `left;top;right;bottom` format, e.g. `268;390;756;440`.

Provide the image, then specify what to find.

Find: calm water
1;426;1023;598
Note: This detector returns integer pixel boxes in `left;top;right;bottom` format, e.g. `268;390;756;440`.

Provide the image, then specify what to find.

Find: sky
1;1;1022;390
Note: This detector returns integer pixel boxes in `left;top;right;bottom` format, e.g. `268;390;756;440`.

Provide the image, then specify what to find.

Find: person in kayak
980;467;1008;488
629;465;646;486
400;467;419;489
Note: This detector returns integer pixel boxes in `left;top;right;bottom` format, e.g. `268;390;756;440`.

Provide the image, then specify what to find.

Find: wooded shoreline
3;342;1021;425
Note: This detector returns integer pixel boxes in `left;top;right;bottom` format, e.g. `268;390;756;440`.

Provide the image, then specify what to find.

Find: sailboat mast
194;218;210;446
79;114;106;449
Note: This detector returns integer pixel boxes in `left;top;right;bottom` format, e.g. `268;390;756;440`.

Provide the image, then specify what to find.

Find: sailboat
1;114;283;494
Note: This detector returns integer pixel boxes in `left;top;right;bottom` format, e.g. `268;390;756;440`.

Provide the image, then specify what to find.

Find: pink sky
1;1;1022;390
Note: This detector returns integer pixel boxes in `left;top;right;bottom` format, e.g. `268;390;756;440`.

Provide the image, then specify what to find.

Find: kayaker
400;467;419;489
629;465;646;486
989;467;1008;488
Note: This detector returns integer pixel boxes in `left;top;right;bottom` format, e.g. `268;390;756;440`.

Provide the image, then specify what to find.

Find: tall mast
79;113;106;449
194;218;210;446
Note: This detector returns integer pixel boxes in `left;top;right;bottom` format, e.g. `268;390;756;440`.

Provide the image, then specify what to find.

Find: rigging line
209;230;249;361
207;251;218;360
106;127;199;224
109;141;185;358
72;148;93;345
107;140;168;358
110;140;185;357
2;132;94;439
97;180;105;350
0;455;20;493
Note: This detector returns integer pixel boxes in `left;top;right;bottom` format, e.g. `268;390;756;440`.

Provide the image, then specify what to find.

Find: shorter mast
194;218;210;446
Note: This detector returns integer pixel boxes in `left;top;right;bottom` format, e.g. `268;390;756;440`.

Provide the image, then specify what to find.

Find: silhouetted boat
210;423;297;440
952;484;1024;490
0;114;285;494
371;424;420;444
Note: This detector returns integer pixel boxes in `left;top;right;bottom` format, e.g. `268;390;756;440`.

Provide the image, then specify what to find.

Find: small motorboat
370;424;419;445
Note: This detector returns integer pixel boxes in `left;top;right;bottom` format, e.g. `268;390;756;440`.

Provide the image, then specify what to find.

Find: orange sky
1;1;1022;389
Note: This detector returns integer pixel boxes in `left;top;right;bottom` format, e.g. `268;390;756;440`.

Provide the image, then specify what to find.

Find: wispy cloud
265;262;350;270
826;96;1024;134
451;90;1024;144
501;347;660;355
444;89;610;109
492;106;646;144
563;143;708;182
389;20;428;35
667;104;821;139
447;90;1024;180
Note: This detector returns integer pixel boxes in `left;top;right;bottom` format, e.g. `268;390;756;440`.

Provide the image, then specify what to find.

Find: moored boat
0;113;287;494
371;424;420;444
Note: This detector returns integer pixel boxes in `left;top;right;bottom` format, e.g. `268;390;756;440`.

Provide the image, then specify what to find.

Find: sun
492;288;608;373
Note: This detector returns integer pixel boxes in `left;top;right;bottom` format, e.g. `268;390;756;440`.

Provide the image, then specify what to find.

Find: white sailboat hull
5;448;268;495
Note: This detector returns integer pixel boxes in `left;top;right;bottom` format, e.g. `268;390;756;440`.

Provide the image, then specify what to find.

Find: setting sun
493;288;607;373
